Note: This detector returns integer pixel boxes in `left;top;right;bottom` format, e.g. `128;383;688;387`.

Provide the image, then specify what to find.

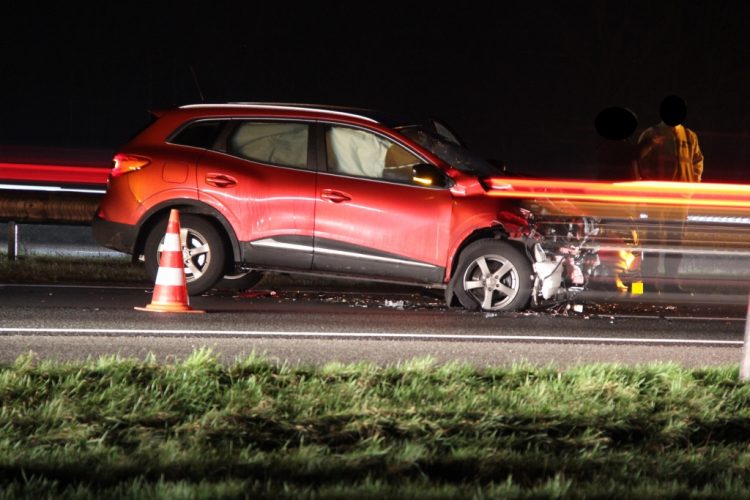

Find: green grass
0;254;149;284
0;253;402;291
1;350;750;497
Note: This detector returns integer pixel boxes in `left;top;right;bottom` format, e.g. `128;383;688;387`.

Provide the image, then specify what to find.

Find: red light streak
0;162;110;186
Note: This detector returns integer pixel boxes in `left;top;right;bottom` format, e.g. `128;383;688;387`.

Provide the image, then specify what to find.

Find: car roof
178;102;424;129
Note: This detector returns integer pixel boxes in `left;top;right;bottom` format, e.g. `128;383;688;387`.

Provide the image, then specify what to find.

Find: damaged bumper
529;217;602;303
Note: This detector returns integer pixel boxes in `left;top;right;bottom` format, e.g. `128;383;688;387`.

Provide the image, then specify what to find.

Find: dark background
1;2;749;180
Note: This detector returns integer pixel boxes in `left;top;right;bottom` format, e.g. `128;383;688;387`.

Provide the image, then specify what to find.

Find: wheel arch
133;199;241;267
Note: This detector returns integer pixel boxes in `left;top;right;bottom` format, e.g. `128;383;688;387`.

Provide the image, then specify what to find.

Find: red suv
93;103;586;311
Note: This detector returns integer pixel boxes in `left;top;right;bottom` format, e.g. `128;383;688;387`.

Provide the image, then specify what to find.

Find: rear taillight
111;154;150;177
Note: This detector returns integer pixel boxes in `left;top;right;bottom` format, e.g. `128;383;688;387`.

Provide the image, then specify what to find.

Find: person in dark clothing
637;95;704;293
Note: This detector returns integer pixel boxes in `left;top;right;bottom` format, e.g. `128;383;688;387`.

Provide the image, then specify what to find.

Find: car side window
325;125;422;183
170;120;224;149
228;121;309;169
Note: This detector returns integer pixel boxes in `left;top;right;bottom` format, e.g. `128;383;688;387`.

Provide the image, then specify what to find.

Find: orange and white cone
135;209;205;313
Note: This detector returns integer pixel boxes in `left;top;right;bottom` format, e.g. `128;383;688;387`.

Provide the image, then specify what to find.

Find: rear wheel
216;269;264;290
451;240;533;311
144;214;226;295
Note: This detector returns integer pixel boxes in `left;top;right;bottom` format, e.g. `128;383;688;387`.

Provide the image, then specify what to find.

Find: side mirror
412;164;451;188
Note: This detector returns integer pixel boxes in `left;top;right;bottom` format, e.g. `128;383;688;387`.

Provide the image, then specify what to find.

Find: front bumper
92;214;138;256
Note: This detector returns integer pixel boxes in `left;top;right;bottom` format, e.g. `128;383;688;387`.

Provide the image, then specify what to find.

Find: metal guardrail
1;161;110;259
1;191;104;260
0;190;102;225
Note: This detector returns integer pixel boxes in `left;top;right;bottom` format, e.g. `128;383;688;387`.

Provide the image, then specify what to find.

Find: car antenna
189;65;206;103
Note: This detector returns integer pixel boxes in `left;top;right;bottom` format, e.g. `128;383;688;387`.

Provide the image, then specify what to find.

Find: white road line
603;314;744;322
0;328;742;345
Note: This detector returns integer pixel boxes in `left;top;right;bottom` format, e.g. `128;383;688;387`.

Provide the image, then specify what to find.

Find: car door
313;123;452;283
197;119;317;269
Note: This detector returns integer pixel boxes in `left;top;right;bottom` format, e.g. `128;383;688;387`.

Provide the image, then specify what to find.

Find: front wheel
143;214;226;295
450;239;533;311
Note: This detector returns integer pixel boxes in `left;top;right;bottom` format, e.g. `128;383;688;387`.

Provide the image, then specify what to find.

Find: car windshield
399;126;500;177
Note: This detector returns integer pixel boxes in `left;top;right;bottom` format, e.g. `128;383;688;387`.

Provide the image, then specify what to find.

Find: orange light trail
484;178;750;209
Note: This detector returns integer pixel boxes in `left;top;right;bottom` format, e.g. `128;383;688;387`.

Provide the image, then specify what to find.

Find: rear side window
170;120;223;149
228;121;309;169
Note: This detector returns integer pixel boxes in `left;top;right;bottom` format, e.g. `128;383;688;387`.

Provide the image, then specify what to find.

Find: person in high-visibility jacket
637;95;704;293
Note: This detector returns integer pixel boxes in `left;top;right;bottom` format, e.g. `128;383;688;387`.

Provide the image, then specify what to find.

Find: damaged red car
93;103;599;311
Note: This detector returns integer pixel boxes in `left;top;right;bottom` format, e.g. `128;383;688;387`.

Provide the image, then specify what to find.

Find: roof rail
179;103;379;123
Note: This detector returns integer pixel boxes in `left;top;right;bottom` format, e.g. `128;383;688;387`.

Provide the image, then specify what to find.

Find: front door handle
205;173;237;188
321;189;352;203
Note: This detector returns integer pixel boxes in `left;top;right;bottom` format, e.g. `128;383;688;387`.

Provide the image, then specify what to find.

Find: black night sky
2;2;750;180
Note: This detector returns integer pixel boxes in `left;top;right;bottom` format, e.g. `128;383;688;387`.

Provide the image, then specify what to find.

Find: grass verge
0;253;425;293
1;350;749;498
0;253;148;284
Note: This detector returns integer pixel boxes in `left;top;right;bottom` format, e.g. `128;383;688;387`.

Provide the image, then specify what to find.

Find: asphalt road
0;283;746;368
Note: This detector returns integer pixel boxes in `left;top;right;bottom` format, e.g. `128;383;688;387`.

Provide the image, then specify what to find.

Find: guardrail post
741;293;750;381
7;221;18;261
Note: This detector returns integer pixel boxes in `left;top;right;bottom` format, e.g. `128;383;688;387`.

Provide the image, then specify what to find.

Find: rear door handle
321;189;351;203
205;173;237;188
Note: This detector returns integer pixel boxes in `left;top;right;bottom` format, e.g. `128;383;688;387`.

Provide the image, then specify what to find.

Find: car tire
216;269;264;290
144;214;226;296
451;239;533;311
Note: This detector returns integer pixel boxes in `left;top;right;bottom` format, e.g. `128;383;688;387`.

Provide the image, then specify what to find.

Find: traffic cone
135;209;205;313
